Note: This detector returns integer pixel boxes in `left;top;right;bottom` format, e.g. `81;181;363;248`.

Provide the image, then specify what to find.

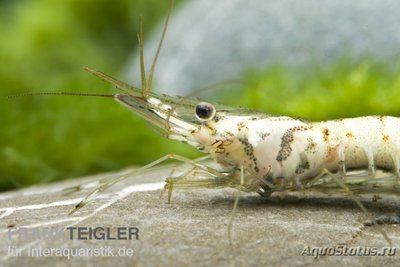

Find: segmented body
196;114;400;191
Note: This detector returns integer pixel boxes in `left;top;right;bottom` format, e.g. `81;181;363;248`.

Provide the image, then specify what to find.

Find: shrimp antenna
140;0;175;98
138;15;147;96
7;92;114;99
147;0;174;92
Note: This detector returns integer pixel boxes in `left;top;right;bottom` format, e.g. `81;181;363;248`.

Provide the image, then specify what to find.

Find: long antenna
138;16;147;96
147;0;175;92
7;92;114;99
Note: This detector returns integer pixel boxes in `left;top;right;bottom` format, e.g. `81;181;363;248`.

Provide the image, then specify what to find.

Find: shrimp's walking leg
66;154;215;215
160;173;234;203
337;146;346;176
364;148;376;177
161;166;246;249
318;168;392;246
63;154;209;196
228;166;244;249
161;164;256;203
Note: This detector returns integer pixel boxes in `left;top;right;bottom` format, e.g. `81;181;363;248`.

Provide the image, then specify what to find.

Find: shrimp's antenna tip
147;0;175;91
7;91;115;99
139;0;175;98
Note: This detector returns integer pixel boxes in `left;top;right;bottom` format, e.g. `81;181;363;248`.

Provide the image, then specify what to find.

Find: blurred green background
2;0;400;191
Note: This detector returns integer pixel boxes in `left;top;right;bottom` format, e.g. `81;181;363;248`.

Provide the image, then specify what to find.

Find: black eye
195;102;216;121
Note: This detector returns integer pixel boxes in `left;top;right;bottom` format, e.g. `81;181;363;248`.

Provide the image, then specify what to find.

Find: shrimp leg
66;154;227;215
316;168;393;246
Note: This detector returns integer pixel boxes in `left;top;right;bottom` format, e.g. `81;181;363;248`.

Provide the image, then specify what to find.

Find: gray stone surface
125;0;400;95
1;165;400;266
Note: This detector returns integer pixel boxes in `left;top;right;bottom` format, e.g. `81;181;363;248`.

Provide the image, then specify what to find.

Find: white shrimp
68;65;400;218
111;87;400;196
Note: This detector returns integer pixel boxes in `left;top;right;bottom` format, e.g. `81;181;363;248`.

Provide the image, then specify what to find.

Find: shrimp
78;69;400;201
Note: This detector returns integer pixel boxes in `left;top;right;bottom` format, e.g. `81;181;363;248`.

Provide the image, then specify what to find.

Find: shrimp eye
195;102;216;121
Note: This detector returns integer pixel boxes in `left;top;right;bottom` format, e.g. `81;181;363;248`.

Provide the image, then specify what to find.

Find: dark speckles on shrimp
239;137;259;173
